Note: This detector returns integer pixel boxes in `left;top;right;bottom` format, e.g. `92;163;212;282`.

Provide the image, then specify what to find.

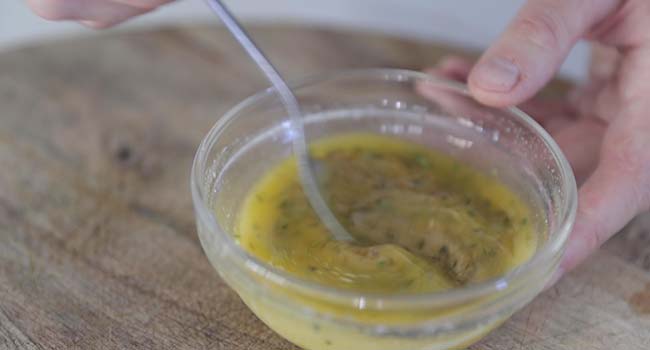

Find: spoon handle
204;0;353;241
205;0;295;109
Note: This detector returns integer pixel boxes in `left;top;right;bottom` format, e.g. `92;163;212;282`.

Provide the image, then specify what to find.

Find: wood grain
0;25;648;350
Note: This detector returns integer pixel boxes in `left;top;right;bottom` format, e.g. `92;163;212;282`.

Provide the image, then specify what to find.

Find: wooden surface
0;25;648;350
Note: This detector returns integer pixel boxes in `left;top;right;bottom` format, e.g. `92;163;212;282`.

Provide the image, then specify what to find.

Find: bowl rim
191;68;577;309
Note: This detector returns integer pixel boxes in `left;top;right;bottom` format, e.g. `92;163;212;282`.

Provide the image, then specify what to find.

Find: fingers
560;115;650;273
26;0;170;28
420;63;601;184
520;98;576;132
568;43;622;118
419;58;486;118
550;119;606;184
588;43;621;82
574;48;650;127
468;0;620;107
418;67;490;119
425;56;578;127
423;55;601;184
28;0;141;22
113;0;172;9
429;56;474;82
587;0;650;46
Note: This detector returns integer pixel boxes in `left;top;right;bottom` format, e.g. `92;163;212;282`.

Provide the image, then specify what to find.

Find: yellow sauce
237;134;536;293
232;133;538;349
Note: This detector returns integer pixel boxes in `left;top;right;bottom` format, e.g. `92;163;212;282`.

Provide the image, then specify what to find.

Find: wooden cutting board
0;25;648;350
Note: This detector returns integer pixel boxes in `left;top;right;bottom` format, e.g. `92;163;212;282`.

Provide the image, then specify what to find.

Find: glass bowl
191;69;577;350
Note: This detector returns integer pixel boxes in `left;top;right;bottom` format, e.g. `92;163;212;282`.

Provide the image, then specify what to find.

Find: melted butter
236;133;537;294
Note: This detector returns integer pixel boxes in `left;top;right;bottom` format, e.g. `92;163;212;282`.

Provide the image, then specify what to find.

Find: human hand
26;0;174;28
424;0;650;279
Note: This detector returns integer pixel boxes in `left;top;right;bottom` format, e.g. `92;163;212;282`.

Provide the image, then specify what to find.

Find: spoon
204;0;353;241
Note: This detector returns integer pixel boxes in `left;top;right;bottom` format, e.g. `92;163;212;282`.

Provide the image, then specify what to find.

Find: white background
0;0;589;80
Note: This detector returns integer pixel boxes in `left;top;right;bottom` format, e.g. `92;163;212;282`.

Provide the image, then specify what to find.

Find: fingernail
472;57;520;92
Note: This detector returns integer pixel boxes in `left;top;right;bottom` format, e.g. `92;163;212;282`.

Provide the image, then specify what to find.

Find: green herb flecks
415;154;431;168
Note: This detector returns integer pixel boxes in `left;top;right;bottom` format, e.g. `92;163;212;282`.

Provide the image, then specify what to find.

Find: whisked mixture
236;133;537;293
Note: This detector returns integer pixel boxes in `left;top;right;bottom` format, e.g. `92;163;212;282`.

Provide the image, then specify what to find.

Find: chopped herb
325;340;332;346
278;199;290;209
439;245;449;257
468;209;476;217
385;231;395;241
312;323;321;332
356;234;370;243
310;240;326;249
255;194;264;202
521;217;528;225
403;279;415;287
362;151;382;161
233;234;241;239
415;154;431;168
308;266;318;272
482;247;495;257
417;239;425;250
377;260;387;268
378;198;391;209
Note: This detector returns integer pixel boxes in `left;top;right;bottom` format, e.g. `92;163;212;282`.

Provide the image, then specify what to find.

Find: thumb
468;0;619;107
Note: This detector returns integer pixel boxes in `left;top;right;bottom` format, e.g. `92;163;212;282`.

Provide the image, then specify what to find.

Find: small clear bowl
191;69;577;350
